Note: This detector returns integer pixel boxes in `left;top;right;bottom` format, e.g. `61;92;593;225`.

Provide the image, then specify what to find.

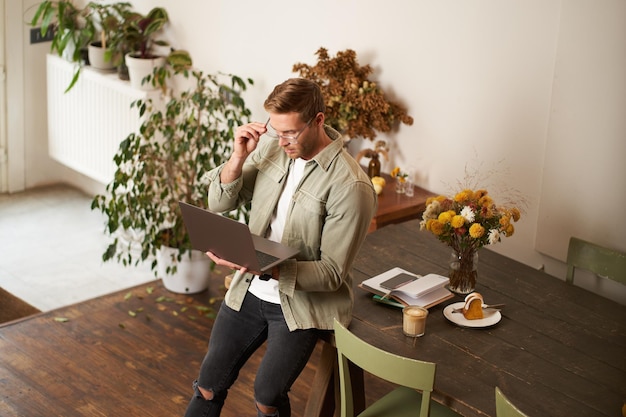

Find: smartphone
380;273;417;290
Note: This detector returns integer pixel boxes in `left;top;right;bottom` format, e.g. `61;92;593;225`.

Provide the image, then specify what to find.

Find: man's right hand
221;120;268;183
233;120;268;158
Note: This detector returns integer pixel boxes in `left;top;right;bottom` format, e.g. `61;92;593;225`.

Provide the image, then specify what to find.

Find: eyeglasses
265;117;314;144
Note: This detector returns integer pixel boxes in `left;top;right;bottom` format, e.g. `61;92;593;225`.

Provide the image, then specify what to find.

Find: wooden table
368;172;436;233
2;220;624;416
345;219;626;416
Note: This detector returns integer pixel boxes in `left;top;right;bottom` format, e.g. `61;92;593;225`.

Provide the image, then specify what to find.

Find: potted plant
91;59;254;293
293;47;414;142
85;1;132;71
109;6;171;89
102;5;137;80
29;0;94;91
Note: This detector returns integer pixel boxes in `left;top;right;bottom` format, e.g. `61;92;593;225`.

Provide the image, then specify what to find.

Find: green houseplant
86;1;131;50
122;6;169;59
86;1;132;70
100;5;139;79
107;6;171;87
91;59;254;290
293;47;414;141
29;0;95;91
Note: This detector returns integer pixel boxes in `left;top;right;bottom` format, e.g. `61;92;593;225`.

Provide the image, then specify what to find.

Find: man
184;78;377;417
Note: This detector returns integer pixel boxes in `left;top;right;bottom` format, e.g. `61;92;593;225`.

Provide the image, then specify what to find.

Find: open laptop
178;201;299;274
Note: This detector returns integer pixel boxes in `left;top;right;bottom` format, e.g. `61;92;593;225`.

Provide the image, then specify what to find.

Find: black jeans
184;292;320;417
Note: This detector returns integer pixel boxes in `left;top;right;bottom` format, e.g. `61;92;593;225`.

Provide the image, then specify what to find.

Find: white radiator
46;54;158;184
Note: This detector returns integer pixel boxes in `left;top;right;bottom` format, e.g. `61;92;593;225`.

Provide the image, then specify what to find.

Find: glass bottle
368;153;380;178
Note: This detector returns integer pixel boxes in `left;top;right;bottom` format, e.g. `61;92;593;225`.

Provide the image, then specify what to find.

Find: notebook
178;201;299;274
359;267;453;308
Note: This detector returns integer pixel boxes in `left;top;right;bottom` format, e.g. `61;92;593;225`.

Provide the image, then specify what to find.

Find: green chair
495;387;529;417
333;319;460;417
565;237;626;285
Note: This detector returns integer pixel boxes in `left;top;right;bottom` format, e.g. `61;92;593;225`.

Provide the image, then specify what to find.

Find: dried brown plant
293;47;413;140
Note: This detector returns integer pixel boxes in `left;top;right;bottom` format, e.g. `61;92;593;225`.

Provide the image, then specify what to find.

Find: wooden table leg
304;338;338;417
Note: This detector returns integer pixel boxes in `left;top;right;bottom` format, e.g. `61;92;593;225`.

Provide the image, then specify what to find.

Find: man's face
267;112;319;160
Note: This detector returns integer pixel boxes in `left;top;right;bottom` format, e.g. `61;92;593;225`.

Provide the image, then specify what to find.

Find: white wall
120;0;563;271
536;0;626;303
9;0;626;302
537;1;626;260
9;0;104;194
0;0;7;192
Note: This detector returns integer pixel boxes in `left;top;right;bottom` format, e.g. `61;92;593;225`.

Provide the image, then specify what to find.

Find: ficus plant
92;59;253;276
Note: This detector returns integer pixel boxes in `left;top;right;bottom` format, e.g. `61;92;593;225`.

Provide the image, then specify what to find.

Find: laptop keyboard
255;250;280;269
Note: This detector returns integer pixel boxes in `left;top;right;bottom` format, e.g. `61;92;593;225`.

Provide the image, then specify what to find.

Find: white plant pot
125;53;166;90
157;246;212;294
88;42;114;71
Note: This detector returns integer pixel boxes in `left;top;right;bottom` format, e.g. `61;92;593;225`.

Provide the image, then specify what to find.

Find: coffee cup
403;305;428;337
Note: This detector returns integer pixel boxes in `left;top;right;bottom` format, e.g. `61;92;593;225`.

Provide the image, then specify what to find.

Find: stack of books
359;267;453;308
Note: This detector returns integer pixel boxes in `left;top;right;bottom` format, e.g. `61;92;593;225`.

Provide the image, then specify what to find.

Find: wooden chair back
565;237;626;285
333;319;436;417
495;387;529;417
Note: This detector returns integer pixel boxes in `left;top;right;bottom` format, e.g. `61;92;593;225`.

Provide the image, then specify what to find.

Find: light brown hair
264;78;325;122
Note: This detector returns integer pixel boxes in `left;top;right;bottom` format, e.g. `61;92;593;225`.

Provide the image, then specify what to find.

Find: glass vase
448;249;478;295
395;179;406;194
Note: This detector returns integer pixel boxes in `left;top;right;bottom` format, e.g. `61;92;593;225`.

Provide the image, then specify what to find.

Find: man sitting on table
184;78;377;417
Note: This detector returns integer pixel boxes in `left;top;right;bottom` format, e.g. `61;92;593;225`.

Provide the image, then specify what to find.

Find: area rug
0;287;41;324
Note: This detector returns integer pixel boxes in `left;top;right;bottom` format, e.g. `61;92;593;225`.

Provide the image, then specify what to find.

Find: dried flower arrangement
293;47;414;140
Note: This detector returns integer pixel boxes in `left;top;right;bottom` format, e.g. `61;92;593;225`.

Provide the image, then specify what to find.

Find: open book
358;267;453;308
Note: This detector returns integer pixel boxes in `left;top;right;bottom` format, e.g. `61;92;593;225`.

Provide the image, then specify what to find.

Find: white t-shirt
248;158;307;303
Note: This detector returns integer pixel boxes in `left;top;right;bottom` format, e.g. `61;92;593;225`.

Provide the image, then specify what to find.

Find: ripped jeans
184;292;320;417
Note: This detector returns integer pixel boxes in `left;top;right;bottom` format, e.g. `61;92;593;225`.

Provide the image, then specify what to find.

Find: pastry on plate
462;292;484;320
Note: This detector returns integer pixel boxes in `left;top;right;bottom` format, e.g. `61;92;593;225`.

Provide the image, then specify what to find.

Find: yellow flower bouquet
420;188;522;293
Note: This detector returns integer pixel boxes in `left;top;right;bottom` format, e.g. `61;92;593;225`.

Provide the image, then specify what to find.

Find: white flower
460;206;475;223
488;229;501;245
422;200;441;220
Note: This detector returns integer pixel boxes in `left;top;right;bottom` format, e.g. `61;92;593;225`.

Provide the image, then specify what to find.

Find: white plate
443;302;502;328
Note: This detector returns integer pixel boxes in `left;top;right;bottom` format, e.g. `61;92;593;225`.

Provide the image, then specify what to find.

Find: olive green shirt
205;127;377;331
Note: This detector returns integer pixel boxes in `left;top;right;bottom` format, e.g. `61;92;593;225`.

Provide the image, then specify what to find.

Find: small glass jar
395;179;406;194
368;154;380;178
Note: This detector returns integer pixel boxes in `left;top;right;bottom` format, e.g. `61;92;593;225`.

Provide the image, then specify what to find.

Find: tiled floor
0;184;154;311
